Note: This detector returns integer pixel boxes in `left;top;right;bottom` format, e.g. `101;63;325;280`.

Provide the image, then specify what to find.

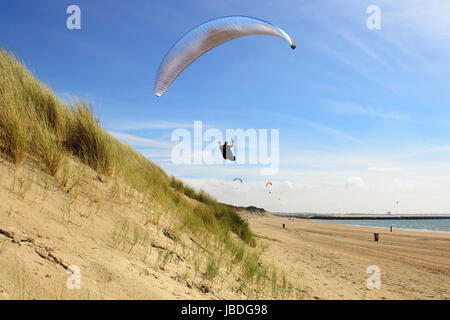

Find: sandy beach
250;216;450;299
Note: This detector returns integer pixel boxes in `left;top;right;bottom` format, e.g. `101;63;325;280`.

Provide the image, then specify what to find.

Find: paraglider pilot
218;138;236;161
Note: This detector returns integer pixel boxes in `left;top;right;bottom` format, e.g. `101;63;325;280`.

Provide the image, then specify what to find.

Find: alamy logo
66;265;81;290
66;5;81;30
171;121;279;175
366;265;381;289
366;5;381;30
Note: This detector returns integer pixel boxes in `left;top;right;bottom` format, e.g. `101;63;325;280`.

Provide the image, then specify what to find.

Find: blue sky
2;0;450;213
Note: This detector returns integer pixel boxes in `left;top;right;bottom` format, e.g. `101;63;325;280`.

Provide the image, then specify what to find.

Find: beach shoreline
308;220;450;235
250;215;450;299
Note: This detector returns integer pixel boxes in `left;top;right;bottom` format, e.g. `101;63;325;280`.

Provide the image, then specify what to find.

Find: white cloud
273;114;360;143
331;27;391;69
345;176;366;188
138;150;172;159
393;178;413;190
304;119;360;143
390;145;450;158
152;137;450;214
368;166;402;172
329;101;409;120
114;120;195;131
109;131;172;148
180;175;450;214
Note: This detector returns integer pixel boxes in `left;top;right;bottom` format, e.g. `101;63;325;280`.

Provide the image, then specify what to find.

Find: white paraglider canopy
154;16;296;97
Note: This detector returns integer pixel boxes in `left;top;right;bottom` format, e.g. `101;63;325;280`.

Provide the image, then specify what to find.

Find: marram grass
0;48;254;246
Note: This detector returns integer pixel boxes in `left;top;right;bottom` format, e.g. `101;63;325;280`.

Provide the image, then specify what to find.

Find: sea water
316;218;450;233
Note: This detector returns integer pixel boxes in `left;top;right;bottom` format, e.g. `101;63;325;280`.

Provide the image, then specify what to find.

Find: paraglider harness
219;139;235;161
222;142;228;159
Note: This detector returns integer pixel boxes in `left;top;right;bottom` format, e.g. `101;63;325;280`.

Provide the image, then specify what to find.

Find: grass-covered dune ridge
0;49;253;246
0;49;307;299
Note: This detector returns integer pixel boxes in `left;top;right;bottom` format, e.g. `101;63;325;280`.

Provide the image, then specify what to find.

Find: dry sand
250;215;450;299
0;159;247;300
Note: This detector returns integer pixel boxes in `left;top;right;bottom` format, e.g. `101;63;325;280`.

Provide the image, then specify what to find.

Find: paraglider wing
154;16;296;97
265;181;272;188
233;178;243;183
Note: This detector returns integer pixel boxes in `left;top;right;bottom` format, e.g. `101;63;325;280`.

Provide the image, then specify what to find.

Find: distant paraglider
154;16;296;96
265;181;273;194
277;191;282;201
233;178;243;183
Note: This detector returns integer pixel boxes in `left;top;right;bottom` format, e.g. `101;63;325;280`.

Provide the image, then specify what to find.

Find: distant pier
273;213;450;220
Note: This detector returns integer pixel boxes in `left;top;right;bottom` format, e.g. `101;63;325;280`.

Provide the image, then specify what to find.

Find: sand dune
0;160;250;300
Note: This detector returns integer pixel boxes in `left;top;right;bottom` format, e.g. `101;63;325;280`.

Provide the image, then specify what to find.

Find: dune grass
31;119;64;176
66;102;113;175
0;48;254;247
0;49;308;299
170;176;255;246
0;89;29;165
